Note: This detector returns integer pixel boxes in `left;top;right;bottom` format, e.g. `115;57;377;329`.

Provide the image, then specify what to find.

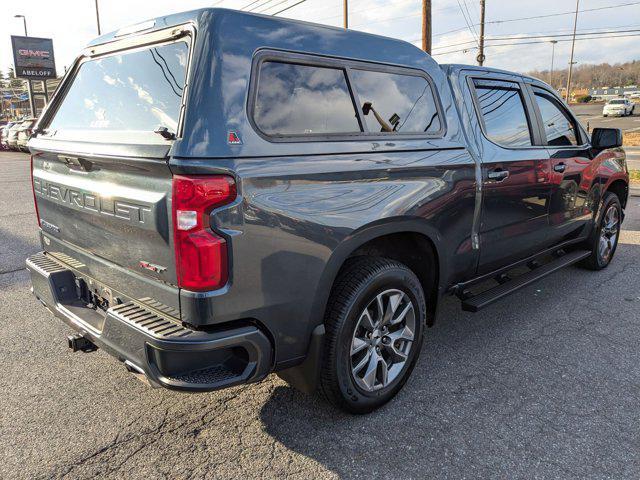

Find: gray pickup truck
26;9;628;413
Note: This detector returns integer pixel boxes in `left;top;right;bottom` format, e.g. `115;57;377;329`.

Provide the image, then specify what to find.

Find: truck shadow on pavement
0;224;41;290
259;242;640;478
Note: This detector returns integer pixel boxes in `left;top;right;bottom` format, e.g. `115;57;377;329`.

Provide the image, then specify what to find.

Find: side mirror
591;127;622;149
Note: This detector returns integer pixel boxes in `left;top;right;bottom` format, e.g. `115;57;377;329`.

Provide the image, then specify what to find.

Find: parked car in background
17;118;37;152
1;122;17;150
6;122;23;150
26;9;629;413
603;98;634;116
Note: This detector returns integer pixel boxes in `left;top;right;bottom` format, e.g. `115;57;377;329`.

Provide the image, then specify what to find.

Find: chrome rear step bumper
26;252;273;391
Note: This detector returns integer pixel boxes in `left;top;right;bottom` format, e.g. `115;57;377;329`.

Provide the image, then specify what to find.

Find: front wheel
319;257;426;413
580;192;622;270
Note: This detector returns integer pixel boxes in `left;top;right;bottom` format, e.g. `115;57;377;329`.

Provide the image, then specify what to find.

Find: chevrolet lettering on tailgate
33;178;152;225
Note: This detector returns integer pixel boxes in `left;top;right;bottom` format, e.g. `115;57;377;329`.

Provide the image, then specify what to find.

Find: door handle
487;169;509;181
554;163;566;173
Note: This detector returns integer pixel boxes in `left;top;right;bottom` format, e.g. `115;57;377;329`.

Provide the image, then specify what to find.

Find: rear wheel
580;192;622;270
319;257;426;413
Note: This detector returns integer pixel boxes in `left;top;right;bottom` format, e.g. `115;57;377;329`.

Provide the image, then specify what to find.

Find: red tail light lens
172;175;236;291
30;155;41;227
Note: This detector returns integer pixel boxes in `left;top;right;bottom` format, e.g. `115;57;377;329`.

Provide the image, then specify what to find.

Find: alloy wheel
350;289;416;392
599;205;620;264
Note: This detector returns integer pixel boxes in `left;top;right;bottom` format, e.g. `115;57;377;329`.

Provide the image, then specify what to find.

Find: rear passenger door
528;84;595;241
467;75;553;273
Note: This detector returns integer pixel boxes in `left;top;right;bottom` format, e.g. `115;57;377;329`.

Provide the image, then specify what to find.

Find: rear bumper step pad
26;252;273;391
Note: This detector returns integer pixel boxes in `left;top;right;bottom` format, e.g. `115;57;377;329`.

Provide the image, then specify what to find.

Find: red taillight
30;155;41;227
172;175;236;291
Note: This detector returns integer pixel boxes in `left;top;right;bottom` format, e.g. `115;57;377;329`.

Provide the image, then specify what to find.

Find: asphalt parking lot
571;103;640;133
1;150;639;479
570;104;640;170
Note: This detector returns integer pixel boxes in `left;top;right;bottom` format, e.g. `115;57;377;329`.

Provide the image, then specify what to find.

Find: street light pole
550;40;558;88
565;0;579;102
14;14;35;118
95;0;102;35
15;15;28;36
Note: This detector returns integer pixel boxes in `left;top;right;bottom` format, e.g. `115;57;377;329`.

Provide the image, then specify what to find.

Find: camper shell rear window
44;40;189;144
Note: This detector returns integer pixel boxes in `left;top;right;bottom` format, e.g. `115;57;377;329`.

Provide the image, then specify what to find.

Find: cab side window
533;89;579;146
350;69;441;134
472;79;533;147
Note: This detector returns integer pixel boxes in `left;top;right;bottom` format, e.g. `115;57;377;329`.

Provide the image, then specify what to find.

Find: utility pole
14;14;35;118
422;0;431;54
95;0;102;35
565;0;579;102
549;40;558;88
477;0;486;65
343;0;348;28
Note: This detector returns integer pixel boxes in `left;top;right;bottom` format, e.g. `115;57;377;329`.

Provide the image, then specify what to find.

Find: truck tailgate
32;146;176;285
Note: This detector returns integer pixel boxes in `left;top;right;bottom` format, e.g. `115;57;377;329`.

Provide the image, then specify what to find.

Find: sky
1;0;639;77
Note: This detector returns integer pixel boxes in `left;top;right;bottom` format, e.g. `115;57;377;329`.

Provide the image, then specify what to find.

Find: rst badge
138;261;167;274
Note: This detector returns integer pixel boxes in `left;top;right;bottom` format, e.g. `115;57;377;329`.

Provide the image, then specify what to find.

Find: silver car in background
16;118;37;152
1;122;17;149
6;122;23;150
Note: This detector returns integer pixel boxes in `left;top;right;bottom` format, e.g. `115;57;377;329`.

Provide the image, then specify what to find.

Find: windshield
609;100;625;104
47;41;188;141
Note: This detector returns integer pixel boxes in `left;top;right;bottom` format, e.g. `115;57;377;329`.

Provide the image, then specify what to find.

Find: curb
630;186;640;197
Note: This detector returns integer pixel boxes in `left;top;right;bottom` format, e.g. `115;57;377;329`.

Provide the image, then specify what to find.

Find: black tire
319;257;426;413
580;192;622;270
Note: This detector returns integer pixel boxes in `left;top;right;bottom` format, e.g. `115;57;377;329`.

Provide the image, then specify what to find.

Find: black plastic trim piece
461;250;590;312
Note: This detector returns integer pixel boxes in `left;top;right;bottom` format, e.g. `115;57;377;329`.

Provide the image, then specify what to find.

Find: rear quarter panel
173;148;477;366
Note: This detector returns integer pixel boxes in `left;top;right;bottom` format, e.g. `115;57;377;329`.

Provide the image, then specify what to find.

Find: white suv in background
603;98;635;116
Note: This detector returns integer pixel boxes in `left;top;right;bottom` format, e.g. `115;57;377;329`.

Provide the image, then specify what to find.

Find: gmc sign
11;36;56;80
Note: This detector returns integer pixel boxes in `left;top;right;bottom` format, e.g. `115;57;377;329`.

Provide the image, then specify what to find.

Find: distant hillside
526;59;640;90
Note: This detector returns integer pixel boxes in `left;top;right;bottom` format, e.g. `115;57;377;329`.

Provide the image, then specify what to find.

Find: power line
431;28;640;51
255;0;291;13
247;0;280;12
431;32;640;56
240;0;264;10
471;21;640;39
425;0;640;40
456;0;479;46
462;0;479;39
272;0;308;15
484;1;640;26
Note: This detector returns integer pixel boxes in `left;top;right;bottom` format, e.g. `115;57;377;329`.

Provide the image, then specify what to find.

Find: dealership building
589;85;640;100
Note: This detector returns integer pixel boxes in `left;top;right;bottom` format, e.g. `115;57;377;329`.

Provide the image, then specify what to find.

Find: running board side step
461;250;591;312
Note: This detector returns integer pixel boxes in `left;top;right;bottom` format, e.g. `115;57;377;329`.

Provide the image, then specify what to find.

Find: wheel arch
605;178;629;209
311;218;445;331
277;218;445;394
